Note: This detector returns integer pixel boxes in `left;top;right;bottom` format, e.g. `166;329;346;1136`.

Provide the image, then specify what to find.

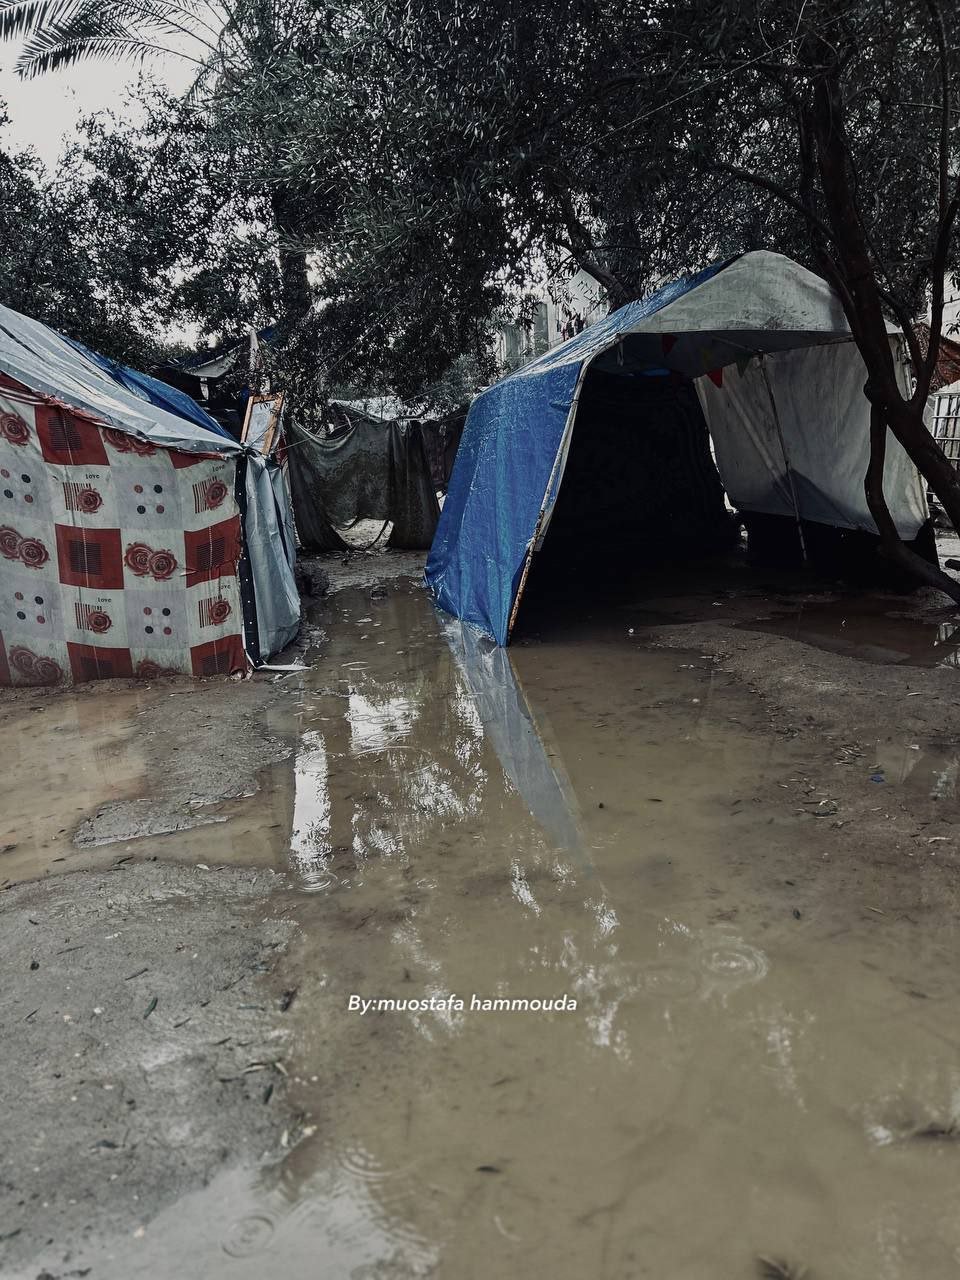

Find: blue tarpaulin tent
425;251;929;644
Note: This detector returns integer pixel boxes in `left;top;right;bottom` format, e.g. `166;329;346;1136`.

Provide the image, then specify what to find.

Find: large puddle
6;577;960;1278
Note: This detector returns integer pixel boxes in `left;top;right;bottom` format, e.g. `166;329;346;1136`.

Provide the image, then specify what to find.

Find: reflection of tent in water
442;618;587;860
426;251;932;645
286;403;464;552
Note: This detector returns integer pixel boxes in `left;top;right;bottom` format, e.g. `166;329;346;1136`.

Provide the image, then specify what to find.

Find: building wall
495;269;607;371
941;273;960;338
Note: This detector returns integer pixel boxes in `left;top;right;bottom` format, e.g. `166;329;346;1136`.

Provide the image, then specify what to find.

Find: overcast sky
0;45;190;166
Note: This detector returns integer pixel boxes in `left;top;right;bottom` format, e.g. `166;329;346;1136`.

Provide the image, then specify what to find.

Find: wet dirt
0;864;301;1274
739;593;960;668
4;553;960;1278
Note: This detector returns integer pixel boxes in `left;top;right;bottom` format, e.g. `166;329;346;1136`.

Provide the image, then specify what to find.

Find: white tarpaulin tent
697;338;927;535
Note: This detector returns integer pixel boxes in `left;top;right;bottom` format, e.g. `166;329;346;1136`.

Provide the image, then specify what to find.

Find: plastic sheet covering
695;340;927;538
286;417;440;551
426;361;582;644
269;462;297;571
442;618;586;859
419;413;466;491
243;454;301;658
0;304;241;456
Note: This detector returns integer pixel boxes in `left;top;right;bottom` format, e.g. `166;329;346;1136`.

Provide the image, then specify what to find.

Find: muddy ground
0;864;303;1270
3;545;960;1279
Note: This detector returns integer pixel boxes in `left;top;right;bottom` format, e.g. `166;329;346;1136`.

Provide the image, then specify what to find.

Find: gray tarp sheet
287;416;440;551
0;303;241;456
244;456;301;658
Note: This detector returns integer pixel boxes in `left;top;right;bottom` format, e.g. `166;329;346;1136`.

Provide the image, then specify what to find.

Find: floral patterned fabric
0;371;245;686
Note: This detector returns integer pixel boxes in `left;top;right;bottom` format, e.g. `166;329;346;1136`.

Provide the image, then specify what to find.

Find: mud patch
0;675;295;883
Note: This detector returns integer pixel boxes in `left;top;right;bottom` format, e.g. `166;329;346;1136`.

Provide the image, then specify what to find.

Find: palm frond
18;34;174;74
2;0;225;74
0;1;89;41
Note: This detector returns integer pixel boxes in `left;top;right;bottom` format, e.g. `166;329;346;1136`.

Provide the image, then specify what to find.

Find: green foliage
0;82;281;364
5;0;960;413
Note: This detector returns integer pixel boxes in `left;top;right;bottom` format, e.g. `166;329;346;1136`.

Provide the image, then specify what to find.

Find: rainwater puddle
6;578;960;1278
742;593;960;667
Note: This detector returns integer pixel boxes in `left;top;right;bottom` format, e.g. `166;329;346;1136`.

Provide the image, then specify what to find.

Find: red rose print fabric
0;377;246;685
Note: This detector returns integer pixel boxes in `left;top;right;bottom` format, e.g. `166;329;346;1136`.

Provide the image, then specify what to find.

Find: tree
0;0;326;360
0;82;284;364
0;97;173;364
259;0;960;599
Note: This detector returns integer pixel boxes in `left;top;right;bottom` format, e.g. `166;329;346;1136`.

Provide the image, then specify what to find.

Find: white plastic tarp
0;304;241;456
695;340;928;538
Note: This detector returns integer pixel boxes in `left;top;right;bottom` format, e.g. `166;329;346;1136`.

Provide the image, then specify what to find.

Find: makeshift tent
0;304;299;686
154;324;279;437
426;251;930;644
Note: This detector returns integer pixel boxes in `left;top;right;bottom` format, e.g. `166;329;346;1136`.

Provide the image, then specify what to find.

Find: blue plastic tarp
426;361;581;644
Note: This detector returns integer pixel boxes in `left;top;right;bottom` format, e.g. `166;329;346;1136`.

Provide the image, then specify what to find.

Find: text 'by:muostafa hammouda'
348;994;578;1014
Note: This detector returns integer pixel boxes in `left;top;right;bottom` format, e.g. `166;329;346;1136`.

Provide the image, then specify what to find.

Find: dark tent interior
518;366;938;634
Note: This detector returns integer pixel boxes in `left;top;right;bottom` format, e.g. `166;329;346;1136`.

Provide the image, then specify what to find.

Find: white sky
0;45;191;166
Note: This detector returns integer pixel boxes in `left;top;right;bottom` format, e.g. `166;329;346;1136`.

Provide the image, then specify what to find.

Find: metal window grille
933;391;960;470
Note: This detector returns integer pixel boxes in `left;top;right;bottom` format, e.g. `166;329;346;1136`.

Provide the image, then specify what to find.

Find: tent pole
506;363;589;641
758;356;808;564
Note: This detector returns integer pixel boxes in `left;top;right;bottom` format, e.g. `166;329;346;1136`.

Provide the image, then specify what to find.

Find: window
933;390;960;469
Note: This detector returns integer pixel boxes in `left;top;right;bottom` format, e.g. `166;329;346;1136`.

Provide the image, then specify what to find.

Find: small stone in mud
912;1122;960;1140
294;563;330;597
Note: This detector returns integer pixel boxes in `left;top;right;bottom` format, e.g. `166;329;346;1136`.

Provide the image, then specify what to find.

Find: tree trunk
807;55;960;592
270;186;311;336
864;406;960;605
